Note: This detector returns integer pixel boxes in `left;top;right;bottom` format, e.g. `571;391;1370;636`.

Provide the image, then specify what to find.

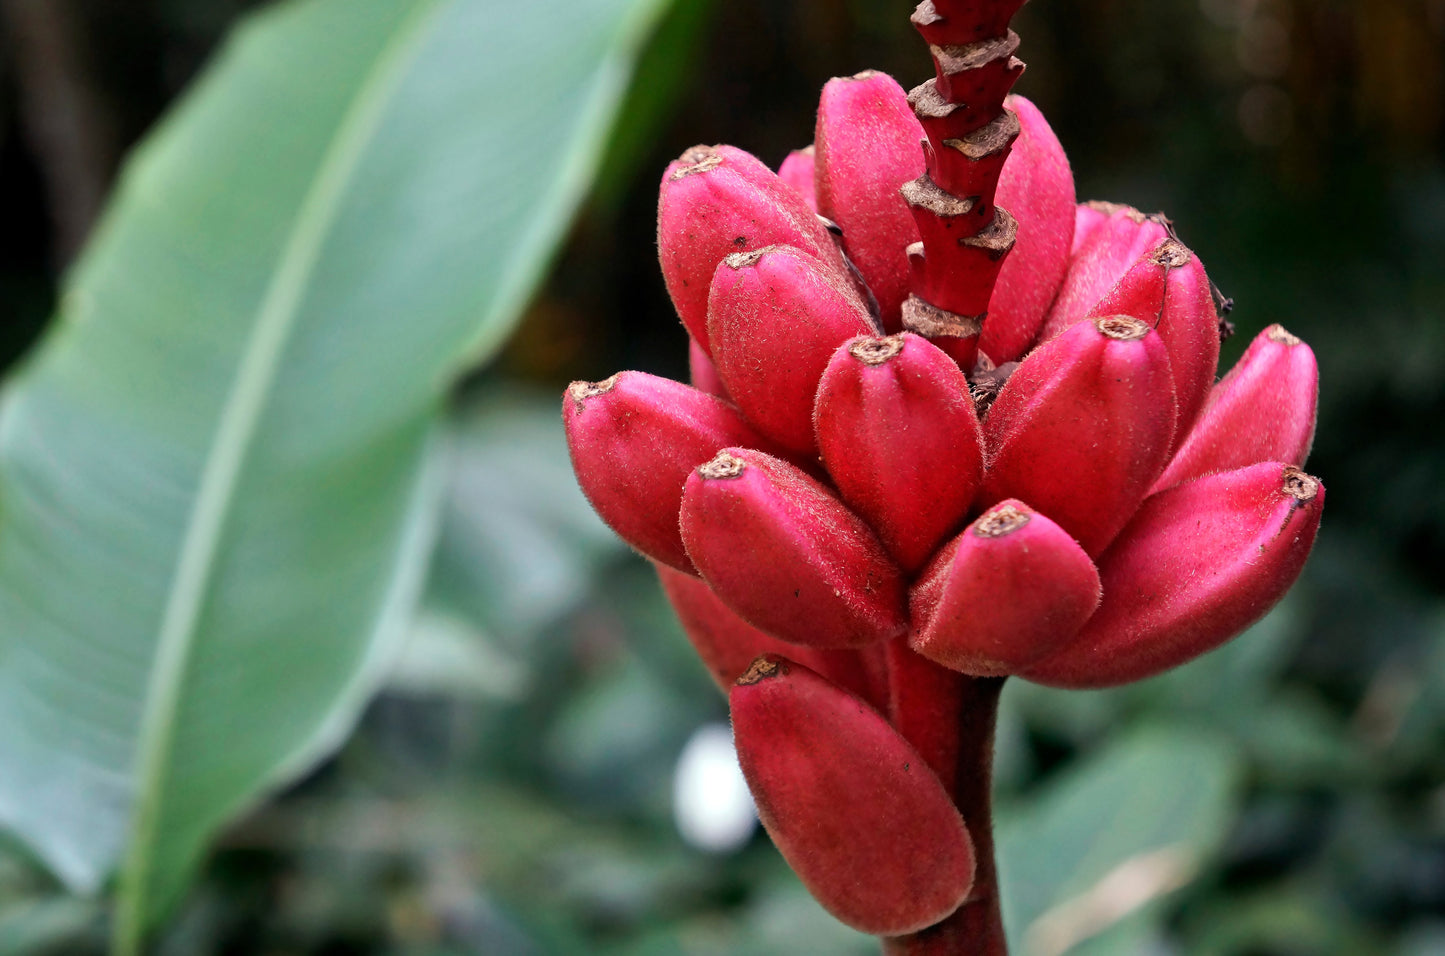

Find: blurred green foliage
1;0;1443;953
0;0;673;948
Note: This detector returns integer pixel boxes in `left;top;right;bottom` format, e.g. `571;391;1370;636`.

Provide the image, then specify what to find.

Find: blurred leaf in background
0;0;671;945
997;725;1244;955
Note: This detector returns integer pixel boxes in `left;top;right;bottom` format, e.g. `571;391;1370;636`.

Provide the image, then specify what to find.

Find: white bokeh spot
673;722;757;853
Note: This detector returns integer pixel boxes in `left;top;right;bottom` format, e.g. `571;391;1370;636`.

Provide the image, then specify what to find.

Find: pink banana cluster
563;1;1322;944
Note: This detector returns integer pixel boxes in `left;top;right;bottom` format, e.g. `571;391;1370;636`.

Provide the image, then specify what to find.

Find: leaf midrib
111;3;449;951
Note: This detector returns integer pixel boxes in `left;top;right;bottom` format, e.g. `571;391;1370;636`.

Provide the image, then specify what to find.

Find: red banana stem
901;0;1028;368
886;4;1025;950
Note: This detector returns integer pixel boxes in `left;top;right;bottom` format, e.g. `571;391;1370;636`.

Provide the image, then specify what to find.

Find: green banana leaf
997;723;1244;955
0;0;669;943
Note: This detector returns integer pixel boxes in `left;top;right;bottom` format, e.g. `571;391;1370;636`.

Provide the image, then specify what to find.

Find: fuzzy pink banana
658;144;850;354
814;333;982;573
731;656;975;936
815;71;926;330
679;449;907;648
981;314;1178;556
564;372;769;573
1154;323;1319;491
1026;462;1325;687
708;244;873;454
563;2;1326;948
911;500;1102;675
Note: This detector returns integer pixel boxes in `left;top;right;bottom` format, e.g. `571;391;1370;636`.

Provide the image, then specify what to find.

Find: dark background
2;0;1444;953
